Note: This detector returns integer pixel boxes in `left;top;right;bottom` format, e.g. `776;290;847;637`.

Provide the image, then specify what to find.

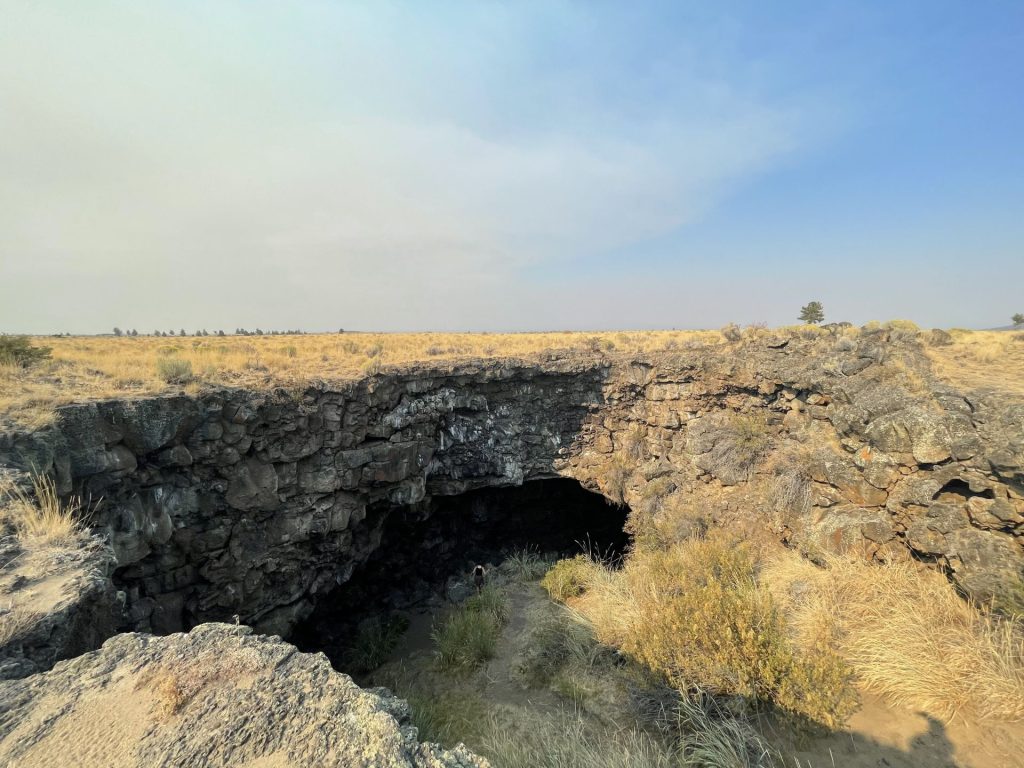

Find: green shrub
155;357;193;384
433;608;500;672
503;548;553;582
0;335;51;367
464;584;509;624
541;555;596;602
432;585;508;672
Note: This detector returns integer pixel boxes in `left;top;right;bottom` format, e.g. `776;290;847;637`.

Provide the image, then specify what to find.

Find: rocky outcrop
0;333;1021;643
0;622;488;768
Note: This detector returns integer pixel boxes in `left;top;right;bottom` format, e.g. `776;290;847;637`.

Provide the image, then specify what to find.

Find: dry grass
763;553;1024;722
926;329;1024;395
136;653;261;718
0;330;720;429
546;534;858;730
0;603;41;647
1;474;84;548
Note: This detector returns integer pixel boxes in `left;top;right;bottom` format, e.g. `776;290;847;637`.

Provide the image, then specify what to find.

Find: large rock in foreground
0;623;487;768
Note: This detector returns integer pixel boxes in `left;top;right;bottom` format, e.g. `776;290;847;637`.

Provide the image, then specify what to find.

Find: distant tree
1013;313;1024;327
799;301;825;325
179;329;186;336
130;329;138;336
113;327;123;337
217;330;225;336
338;328;345;334
255;328;263;335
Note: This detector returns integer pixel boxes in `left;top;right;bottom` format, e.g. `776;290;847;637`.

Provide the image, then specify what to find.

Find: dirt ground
366;576;1024;768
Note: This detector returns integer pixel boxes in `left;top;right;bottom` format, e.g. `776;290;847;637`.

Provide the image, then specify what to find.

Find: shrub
597;453;632;506
503;548;553;582
694;412;773;484
720;323;742;343
155;357;193;384
0;335;51;367
572;534;857;730
541;555;598;602
433;585;508;672
763;553;1024;722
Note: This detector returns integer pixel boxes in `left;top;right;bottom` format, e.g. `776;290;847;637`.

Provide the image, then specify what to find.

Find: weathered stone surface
0;623;489;768
0;530;118;680
0;334;1021;638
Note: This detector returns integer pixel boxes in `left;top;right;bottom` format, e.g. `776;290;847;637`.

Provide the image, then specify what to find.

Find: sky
1;1;1022;333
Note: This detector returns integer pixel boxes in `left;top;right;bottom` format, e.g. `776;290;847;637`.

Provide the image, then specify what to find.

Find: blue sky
1;1;1021;332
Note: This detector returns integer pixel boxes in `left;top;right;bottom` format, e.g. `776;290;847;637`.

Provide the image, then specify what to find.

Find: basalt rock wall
1;332;1021;641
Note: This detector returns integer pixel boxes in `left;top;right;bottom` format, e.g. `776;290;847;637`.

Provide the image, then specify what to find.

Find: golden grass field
925;329;1024;395
0;330;718;429
1;325;1022;430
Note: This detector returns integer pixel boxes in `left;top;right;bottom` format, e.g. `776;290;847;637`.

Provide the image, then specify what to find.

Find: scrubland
2;323;1021;430
0;330;717;429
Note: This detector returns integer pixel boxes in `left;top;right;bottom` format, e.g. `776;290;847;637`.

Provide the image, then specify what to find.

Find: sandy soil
371;575;1024;768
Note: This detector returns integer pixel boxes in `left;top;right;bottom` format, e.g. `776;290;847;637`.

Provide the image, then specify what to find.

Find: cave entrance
291;477;628;670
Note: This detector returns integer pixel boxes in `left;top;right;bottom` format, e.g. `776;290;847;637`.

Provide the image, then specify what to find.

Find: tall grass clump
541;555;599;602
764;553;1024;722
552;534;857;730
503;547;554;582
3;474;83;547
482;710;682;768
155;356;193;384
433;585;508;672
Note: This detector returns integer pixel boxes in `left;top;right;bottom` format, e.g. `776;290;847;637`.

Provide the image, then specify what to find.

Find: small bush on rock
720;323;742;343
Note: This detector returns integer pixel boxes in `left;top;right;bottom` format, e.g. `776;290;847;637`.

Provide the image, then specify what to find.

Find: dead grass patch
548;534;858;730
1;474;84;548
926;329;1024;395
0;603;41;647
763;553;1024;722
0;331;721;429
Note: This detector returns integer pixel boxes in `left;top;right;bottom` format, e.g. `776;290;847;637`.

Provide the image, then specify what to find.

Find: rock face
0;333;1021;641
0;622;488;768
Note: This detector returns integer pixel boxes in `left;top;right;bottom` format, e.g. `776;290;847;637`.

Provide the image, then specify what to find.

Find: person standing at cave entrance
473;564;487;594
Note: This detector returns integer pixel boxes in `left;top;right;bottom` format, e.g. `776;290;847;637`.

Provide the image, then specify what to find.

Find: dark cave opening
291;478;629;669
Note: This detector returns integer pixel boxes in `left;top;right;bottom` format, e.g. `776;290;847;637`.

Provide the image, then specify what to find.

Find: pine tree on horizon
799;301;825;325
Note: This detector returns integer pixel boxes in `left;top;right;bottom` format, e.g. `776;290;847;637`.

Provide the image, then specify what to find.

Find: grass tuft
764;553;1024;722
433;585;508;672
2;474;84;546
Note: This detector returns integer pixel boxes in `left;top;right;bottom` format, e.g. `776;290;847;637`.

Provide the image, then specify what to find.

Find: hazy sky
2;1;1022;333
